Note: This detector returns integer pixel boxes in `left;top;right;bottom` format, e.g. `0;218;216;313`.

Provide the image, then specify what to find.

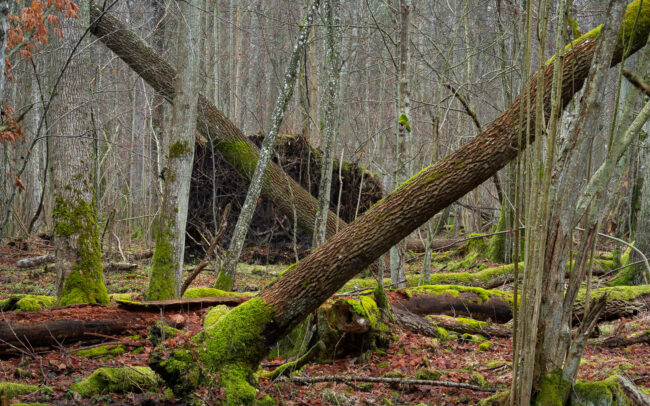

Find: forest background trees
0;0;649;404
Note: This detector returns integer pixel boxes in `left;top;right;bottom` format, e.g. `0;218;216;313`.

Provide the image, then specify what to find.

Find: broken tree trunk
88;5;343;240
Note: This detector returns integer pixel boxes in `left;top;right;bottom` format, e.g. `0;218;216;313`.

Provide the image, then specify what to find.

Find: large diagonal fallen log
88;2;650;402
88;5;343;239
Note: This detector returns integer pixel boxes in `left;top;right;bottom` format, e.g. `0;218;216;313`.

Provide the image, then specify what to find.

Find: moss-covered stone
75;344;126;359
183;286;243;298
53;196;109;306
71;366;162;397
0;382;40;401
470;371;486;386
203;305;230;328
415;368;442;380
109;293;133;301
478;341;493;351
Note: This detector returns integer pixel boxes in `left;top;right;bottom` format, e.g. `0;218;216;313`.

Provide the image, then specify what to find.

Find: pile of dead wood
186;134;383;261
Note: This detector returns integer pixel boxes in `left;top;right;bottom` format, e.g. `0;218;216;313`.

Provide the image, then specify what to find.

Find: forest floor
0;235;649;405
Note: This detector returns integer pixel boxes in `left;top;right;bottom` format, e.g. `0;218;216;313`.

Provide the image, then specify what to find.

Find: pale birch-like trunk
390;0;411;288
312;0;341;248
219;0;321;290
146;0;202;300
51;1;108;305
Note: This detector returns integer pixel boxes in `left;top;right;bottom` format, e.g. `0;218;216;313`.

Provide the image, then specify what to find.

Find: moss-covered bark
146;215;178;300
486;203;507;263
53;196;109;306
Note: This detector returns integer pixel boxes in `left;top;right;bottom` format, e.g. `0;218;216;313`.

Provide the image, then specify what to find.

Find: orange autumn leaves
1;1;78;143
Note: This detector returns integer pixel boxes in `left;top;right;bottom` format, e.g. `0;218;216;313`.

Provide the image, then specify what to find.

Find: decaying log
15;254;54;269
392;289;513;323
277;375;498;393
597;330;650;348
0;319;128;355
129;250;154;261
427;314;511;337
391;305;443;338
617;375;650;406
405;239;461;253
103;262;138;272
116;297;248;312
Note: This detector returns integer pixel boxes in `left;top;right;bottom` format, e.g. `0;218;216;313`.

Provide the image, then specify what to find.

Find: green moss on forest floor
71;366;162;397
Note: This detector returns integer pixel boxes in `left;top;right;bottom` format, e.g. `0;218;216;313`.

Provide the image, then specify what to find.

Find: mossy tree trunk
88;3;345;246
146;0;202;300
51;1;108;306
193;2;650;403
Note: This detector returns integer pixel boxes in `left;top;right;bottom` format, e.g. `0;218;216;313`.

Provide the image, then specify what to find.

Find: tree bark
147;0;202;300
88;4;344;241
51;1;108;306
220;0;321;289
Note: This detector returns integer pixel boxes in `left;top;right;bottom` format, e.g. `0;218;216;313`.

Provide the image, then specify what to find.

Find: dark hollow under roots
186;134;383;263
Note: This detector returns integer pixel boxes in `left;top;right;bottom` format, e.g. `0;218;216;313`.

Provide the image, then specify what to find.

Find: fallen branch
15;254;54;269
277;375;498;393
623;68;650;97
617;375;650;406
116;297;248;312
596;330;650;348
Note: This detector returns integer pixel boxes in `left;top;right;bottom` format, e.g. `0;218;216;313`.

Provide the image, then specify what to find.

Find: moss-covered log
143;1;650;402
88;5;347;244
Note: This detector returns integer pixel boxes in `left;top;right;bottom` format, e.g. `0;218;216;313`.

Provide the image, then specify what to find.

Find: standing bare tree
146;0;202;300
51;1;108;305
390;0;411;287
313;0;341;248
218;0;321;290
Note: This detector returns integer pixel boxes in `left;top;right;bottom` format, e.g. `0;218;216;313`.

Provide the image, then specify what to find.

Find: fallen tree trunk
0;319;128;355
597;330;650;348
116;297;248;312
88;5;344;240
91;1;648;402
15;254;54;269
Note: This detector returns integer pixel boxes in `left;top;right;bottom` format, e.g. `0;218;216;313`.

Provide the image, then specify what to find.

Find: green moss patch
406;285;515;305
53;195;109;306
183;287;241;298
75;344;126;359
0;295;56;311
415;368;442;380
203;305;230;328
147;321;184;346
0;382;40;401
572;375;631;406
199;297;275;405
534;369;571;406
71;366;162;397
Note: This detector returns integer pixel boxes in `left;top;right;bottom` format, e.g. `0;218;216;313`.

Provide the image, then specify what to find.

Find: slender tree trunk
313;0;340;248
391;0;411;288
219;0;321;290
51;1;108;305
187;3;650;402
146;0;202;300
88;2;344;244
